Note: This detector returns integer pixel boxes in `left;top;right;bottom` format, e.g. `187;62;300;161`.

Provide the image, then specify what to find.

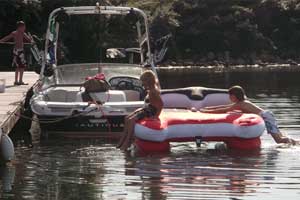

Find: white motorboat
30;4;231;138
31;5;158;137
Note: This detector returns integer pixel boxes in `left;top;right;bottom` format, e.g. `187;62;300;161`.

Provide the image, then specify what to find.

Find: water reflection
125;148;261;199
126;143;300;199
2;137;300;199
0;165;15;194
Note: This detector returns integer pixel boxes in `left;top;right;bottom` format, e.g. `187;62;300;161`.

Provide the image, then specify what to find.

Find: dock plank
0;71;38;134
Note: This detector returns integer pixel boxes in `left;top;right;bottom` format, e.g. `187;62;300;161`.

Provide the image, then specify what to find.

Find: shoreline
2;62;300;74
156;63;300;88
157;63;300;73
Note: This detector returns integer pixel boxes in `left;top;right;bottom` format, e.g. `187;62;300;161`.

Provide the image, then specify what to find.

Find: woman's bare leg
119;117;136;151
117;109;142;148
116;116;129;148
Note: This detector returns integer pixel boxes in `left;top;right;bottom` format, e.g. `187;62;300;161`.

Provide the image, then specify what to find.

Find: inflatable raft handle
195;136;202;147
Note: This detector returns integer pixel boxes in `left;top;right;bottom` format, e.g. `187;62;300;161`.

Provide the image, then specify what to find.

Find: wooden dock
0;71;38;135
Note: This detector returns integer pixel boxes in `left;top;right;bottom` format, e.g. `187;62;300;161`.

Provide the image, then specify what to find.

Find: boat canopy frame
41;4;156;80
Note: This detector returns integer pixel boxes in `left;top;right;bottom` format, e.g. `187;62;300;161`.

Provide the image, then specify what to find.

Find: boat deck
0;71;38;135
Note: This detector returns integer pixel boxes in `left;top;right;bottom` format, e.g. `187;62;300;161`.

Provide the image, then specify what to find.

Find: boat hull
37;115;125;138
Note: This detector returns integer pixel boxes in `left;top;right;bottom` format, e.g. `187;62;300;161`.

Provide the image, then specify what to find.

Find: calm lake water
1;72;300;199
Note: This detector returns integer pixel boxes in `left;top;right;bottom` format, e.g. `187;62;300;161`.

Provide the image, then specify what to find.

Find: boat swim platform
0;71;38;135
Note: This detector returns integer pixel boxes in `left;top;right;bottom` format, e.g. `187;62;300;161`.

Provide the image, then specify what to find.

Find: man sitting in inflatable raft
201;85;299;145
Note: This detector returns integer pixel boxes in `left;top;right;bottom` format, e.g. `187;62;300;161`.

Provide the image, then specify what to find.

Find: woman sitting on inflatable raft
118;82;299;153
117;70;163;151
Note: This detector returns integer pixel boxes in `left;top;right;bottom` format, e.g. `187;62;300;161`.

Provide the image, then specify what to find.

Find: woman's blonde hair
140;70;156;85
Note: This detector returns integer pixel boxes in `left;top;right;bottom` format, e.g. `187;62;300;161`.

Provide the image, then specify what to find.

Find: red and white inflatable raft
134;109;265;152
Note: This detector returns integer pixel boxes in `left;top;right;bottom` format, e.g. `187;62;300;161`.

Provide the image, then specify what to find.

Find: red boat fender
135;138;170;153
224;137;261;150
135;137;261;153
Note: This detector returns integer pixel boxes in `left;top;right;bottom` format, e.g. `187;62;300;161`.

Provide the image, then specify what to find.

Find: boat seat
66;91;79;102
123;90;140;101
45;89;83;102
76;90;126;102
45;89;68;102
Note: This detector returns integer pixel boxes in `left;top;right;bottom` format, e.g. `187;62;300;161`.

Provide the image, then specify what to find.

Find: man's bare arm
201;103;238;113
0;33;13;43
202;104;233;110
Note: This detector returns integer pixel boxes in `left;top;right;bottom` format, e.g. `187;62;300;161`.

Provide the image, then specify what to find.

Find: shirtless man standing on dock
0;21;33;85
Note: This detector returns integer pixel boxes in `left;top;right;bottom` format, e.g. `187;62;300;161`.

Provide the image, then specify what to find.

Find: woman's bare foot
119;136;134;151
119;139;130;151
116;133;126;148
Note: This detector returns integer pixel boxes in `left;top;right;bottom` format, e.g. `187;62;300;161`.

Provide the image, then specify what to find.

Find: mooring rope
8;106;98;124
9;98;113;132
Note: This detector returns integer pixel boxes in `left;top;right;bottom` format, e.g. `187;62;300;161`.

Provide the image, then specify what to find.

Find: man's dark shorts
12;48;27;69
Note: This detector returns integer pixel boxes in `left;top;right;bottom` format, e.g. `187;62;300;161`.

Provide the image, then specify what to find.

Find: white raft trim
162;93;231;109
135;122;265;142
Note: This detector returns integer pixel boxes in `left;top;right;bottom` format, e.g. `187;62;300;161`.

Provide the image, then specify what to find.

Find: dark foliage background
1;0;300;68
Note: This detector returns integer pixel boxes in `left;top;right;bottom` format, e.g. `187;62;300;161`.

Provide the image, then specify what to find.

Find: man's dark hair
228;85;246;101
16;21;25;28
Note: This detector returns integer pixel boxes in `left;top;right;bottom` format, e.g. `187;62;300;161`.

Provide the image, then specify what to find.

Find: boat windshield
52;63;143;85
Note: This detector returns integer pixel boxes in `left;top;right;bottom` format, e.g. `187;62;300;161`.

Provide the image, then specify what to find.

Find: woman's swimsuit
135;96;158;120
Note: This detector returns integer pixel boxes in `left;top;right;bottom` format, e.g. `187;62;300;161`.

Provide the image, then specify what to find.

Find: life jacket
83;73;110;93
81;73;110;102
